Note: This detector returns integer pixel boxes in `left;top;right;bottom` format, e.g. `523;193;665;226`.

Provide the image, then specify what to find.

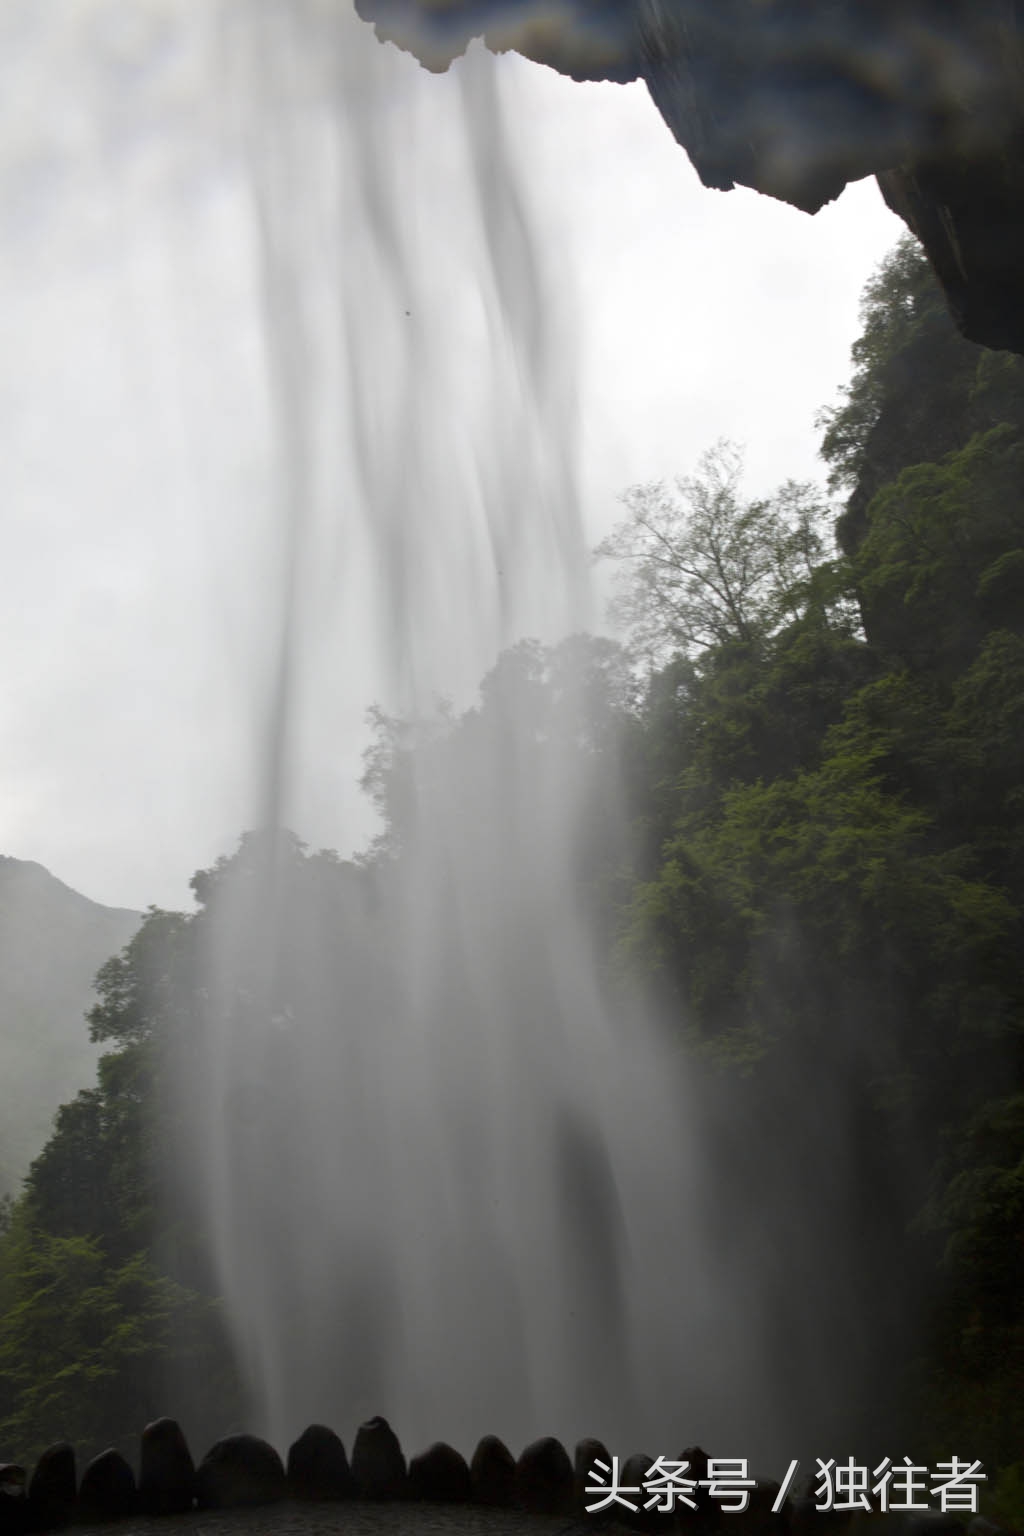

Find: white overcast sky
0;0;902;911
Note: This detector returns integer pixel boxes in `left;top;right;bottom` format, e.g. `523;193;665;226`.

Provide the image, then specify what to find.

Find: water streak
172;0;725;1457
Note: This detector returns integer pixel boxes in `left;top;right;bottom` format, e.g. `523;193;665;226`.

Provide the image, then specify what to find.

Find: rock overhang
354;0;1024;354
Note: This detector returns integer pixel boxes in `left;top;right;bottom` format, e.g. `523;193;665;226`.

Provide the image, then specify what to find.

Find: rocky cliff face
356;0;1024;354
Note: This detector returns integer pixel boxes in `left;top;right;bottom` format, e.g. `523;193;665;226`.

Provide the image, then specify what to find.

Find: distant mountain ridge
0;856;140;1195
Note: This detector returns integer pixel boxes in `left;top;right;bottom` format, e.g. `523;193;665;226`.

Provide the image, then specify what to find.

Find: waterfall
170;0;737;1459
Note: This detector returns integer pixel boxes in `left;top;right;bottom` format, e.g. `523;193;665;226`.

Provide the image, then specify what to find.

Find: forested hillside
607;235;1024;1492
1;236;1021;1516
0;859;138;1197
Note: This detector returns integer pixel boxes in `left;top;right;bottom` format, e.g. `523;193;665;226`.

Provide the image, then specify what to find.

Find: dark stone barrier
351;1416;406;1500
78;1449;137;1523
138;1418;195;1515
195;1434;286;1509
27;1444;76;1531
515;1437;574;1516
407;1442;472;1503
3;1416;827;1532
470;1436;517;1507
286;1424;354;1501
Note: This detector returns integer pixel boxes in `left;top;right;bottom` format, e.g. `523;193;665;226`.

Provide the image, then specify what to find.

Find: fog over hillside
0;856;139;1195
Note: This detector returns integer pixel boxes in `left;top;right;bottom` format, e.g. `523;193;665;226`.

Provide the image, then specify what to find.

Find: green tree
855;424;1024;677
0;1219;230;1464
0;896;248;1462
595;440;835;664
819;233;1024;556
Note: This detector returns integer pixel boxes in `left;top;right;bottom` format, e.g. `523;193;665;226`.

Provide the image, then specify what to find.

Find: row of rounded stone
0;1417;710;1531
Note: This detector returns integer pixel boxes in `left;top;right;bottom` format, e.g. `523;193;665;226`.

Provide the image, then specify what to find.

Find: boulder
351;1417;406;1500
0;1467;26;1536
515;1436;574;1516
788;1496;820;1536
470;1435;517;1507
574;1438;612;1516
621;1452;673;1532
286;1424;354;1501
195;1434;286;1509
905;1517;966;1536
78;1450;136;1523
680;1447;710;1484
678;1447;716;1529
407;1442;472;1503
738;1480;788;1536
138;1417;195;1515
26;1444;76;1531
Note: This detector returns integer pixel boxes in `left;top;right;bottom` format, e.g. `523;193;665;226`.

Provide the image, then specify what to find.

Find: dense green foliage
0;859;137;1198
0;911;241;1462
608;236;1024;1480
1;235;1022;1500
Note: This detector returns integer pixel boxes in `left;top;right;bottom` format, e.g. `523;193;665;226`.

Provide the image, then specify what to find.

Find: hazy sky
0;0;903;911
